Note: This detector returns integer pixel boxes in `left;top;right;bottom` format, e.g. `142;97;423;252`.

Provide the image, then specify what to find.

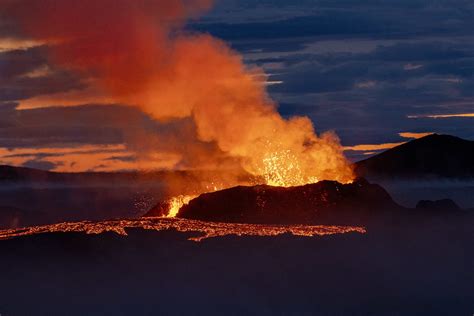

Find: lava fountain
166;195;198;218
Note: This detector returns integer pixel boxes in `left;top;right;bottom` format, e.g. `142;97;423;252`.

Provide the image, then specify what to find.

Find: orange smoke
4;0;354;188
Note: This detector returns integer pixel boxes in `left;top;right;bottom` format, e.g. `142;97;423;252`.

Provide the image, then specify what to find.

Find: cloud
196;0;474;40
246;37;474;145
0;104;245;172
0;37;46;53
404;63;424;70
408;113;474;119
22;159;61;171
0;144;179;172
0;0;473;164
344;142;405;152
399;132;433;139
343;131;434;161
0;46;84;102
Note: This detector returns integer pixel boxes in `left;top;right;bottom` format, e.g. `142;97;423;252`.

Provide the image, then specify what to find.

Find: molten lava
262;149;320;187
166;195;197;218
0;218;366;242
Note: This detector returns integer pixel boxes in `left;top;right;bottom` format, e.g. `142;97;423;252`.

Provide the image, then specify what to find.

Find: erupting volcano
4;0;354;206
1;2;473;315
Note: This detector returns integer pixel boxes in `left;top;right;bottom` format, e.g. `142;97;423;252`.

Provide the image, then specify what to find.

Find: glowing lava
166;195;197;218
0;218;366;242
262;149;319;187
164;147;354;217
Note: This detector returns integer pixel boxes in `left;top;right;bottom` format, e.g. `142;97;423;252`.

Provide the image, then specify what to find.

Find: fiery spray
4;0;354;203
166;195;197;218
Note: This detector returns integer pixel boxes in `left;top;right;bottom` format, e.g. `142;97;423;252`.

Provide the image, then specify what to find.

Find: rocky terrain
176;178;401;226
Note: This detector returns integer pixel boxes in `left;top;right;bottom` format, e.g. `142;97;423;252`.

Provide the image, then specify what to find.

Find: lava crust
175;178;402;225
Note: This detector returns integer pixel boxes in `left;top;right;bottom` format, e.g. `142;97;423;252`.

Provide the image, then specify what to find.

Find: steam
4;0;353;188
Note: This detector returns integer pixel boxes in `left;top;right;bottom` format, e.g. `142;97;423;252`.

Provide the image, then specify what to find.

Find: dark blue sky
199;0;474;146
0;0;473;169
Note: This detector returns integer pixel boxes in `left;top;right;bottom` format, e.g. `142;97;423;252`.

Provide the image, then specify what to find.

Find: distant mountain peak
355;134;474;180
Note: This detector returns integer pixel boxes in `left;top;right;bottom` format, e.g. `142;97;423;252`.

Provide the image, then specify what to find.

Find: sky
0;0;473;171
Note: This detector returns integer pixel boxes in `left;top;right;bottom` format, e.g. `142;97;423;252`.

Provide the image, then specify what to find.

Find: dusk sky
1;0;473;171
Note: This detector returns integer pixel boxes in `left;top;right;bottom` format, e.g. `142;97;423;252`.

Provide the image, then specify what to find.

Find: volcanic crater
145;178;405;226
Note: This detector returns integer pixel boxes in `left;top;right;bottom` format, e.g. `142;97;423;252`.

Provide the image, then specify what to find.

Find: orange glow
166;195;197;217
20;64;53;78
18;84;114;110
399;132;433;139
0;145;181;172
5;0;354;192
344;142;405;152
0;218;366;242
0;37;46;52
408;113;474;119
344;132;433;153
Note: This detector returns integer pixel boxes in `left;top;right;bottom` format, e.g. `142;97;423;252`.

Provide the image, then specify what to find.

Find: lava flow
0;218;366;242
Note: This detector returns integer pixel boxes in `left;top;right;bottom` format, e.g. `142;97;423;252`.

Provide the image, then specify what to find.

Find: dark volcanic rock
143;201;170;217
416;199;461;212
177;178;402;225
354;134;474;179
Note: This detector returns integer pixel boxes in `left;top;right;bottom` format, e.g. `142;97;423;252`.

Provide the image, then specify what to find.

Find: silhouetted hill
354;134;474;179
177;178;403;225
0;165;54;182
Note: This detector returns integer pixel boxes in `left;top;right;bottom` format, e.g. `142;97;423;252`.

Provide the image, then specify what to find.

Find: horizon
0;132;471;175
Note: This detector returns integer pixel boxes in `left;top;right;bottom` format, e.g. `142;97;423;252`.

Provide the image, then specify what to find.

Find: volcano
144;178;403;225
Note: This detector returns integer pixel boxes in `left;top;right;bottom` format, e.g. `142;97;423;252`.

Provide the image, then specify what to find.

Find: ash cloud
1;0;354;186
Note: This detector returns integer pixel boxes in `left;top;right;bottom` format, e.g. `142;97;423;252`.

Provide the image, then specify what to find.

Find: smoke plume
3;0;353;188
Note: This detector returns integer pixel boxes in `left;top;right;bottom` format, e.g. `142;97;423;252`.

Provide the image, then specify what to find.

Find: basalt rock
176;178;402;225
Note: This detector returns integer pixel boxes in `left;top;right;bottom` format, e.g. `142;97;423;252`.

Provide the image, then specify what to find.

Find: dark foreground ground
0;219;472;316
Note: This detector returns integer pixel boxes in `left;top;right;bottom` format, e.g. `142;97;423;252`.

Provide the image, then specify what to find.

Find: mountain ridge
354;134;474;179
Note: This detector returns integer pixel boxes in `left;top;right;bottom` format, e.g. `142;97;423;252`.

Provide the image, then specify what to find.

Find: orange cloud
345;132;435;154
398;132;433;139
408;113;474;119
0;37;46;52
0;144;180;172
17;84;114;110
344;142;405;152
4;0;354;187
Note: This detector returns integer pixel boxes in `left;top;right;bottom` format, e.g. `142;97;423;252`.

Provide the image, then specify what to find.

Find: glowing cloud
3;0;354;189
408;113;474;119
0;37;46;52
0;145;180;172
399;132;433;139
344;142;405;152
